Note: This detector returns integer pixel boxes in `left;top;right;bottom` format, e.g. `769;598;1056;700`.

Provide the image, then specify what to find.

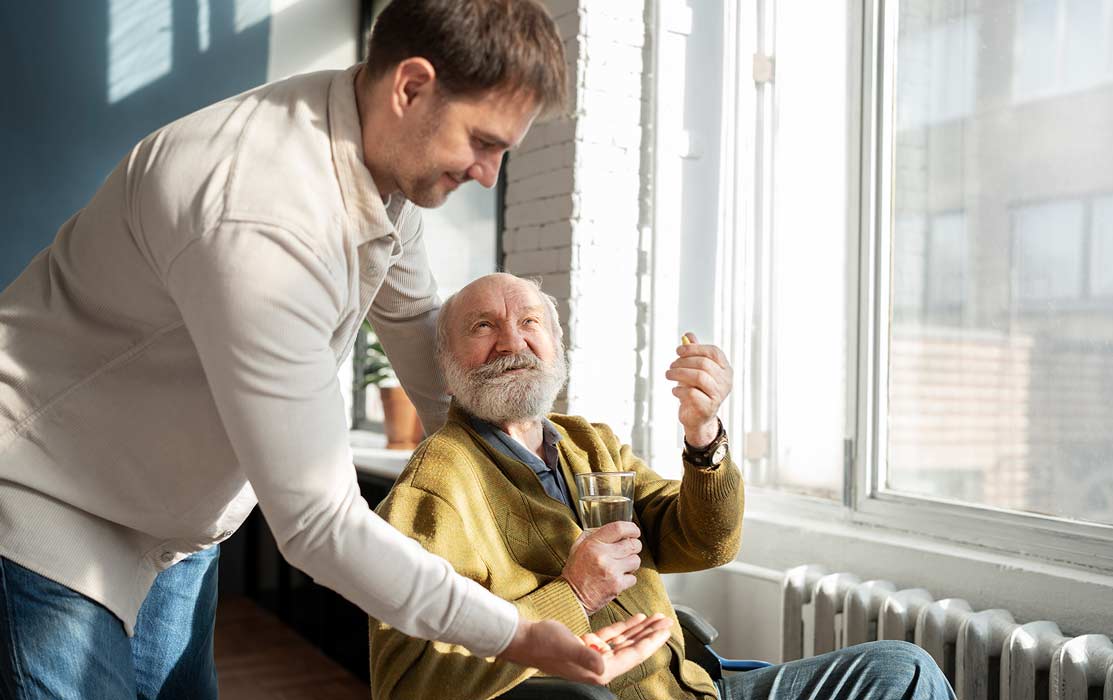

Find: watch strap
683;419;728;467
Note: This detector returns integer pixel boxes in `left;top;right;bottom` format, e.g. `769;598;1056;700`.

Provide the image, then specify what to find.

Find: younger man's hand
499;613;673;686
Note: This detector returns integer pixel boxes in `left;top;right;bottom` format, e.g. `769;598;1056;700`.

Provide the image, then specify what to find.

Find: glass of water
574;471;635;530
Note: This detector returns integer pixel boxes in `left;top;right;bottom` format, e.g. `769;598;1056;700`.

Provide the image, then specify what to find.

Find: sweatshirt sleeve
164;222;517;657
366;206;451;433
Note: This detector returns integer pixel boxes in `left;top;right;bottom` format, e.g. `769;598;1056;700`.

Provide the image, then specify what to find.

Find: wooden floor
215;596;368;700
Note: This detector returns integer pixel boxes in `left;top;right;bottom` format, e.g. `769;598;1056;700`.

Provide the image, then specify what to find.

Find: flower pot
379;386;424;450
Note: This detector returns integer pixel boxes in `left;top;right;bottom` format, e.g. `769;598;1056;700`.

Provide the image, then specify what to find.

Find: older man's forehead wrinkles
462;302;542;324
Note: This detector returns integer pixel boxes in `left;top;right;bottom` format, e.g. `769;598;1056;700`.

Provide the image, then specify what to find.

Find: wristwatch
683;419;729;468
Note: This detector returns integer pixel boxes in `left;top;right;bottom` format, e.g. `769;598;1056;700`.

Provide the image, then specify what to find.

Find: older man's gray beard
442;350;568;424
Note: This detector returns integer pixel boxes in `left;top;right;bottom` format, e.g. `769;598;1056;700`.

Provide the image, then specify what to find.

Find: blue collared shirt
468;415;575;510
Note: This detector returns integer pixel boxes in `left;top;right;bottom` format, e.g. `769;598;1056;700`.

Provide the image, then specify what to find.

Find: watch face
711;442;729;466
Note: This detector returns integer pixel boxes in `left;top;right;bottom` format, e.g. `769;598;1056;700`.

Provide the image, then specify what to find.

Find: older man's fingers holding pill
666;332;733;448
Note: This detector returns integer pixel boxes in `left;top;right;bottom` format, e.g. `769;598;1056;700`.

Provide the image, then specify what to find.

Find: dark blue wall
0;2;271;288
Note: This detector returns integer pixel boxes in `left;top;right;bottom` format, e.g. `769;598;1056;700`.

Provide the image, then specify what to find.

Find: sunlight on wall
107;0;172;103
198;0;211;52
265;0;359;81
234;0;270;34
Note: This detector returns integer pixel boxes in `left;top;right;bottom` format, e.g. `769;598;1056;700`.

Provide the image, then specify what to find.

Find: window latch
753;54;775;84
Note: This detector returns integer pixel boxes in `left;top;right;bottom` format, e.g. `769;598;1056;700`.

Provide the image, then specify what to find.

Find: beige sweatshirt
0;65;516;656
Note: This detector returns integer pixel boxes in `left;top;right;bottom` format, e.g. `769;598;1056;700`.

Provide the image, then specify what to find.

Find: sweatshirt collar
328;64;404;245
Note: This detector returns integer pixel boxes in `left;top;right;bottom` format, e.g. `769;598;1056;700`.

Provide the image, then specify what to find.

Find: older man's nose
495;325;528;352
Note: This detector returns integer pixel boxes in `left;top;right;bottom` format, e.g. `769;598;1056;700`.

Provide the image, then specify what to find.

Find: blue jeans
715;640;956;700
0;547;219;700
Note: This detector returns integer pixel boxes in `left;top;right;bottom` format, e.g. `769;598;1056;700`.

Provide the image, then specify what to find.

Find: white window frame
654;0;1113;576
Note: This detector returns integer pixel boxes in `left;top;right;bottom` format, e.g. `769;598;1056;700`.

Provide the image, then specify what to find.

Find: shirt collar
465;414;563;469
540;419;563;448
327;64;405;245
466;415;563;446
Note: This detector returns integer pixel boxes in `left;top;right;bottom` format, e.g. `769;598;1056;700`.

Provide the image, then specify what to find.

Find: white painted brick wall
502;0;647;443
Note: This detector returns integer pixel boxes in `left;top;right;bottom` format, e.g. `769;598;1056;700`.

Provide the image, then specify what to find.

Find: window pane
897;15;978;127
893;215;928;318
925;212;968;315
1013;0;1059;100
1064;0;1107;92
887;0;1113;526
1013;200;1085;304
1092;196;1113;297
747;1;851;498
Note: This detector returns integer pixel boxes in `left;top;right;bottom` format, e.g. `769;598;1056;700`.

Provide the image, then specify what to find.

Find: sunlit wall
0;1;357;288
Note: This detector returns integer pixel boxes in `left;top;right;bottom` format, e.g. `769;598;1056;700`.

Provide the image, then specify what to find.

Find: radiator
782;564;1113;700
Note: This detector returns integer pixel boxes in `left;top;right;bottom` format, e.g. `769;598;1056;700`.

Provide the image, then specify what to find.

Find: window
885;0;1113;531
895;13;978;129
1014;0;1113;101
754;0;852;500
654;0;1113;567
1093;196;1113;297
1013;200;1087;305
645;0;728;475
887;0;1113;537
894;212;969;322
1011;195;1113;309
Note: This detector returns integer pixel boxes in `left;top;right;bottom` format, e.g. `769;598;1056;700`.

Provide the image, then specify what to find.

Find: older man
369;273;954;700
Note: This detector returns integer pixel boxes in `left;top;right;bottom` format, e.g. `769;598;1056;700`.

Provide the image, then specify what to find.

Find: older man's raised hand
560;521;643;614
665;332;733;448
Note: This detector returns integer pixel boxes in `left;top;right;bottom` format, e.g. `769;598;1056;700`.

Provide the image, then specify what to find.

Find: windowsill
349;429;411;481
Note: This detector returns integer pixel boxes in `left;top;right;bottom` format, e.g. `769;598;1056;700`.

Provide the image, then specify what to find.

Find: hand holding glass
574;471;635;529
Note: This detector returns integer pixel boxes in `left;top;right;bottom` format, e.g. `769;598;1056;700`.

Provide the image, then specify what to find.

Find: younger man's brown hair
366;0;568;117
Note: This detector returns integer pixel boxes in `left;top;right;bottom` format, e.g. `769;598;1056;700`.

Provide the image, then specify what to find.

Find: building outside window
887;0;1113;528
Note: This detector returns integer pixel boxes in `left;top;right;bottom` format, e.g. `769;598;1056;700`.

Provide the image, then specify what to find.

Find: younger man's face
398;88;539;208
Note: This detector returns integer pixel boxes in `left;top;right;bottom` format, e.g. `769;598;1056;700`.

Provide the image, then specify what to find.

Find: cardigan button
159;551;174;563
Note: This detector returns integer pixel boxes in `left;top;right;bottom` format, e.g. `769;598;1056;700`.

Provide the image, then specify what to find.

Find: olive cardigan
370;405;744;700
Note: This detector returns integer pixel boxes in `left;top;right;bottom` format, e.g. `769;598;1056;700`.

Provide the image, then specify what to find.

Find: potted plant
357;321;424;450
